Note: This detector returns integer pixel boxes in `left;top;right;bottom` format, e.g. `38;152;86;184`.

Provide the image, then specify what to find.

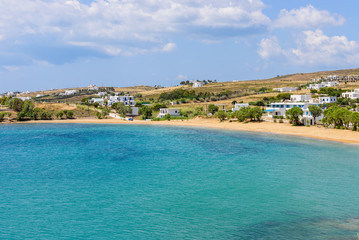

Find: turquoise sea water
1;124;359;240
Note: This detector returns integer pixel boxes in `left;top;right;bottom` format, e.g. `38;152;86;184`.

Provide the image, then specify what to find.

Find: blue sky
0;0;359;92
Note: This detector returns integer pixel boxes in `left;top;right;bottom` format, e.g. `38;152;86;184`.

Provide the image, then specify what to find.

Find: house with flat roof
290;95;312;102
157;108;181;118
108;96;136;106
232;103;249;112
273;87;298;92
342;89;359;99
265;102;324;125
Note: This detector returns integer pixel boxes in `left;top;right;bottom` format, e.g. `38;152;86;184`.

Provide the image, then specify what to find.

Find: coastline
13;118;359;145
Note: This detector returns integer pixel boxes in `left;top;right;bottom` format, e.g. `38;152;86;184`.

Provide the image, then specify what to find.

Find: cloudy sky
0;0;358;92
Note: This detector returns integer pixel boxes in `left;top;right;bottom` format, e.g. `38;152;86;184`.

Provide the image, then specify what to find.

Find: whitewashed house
308;81;339;90
88;84;99;91
290;95;312;102
97;92;107;97
89;98;105;106
108;96;136;106
157;108;181;118
6;92;15;97
16;96;31;101
36;94;44;98
62;90;77;95
319;96;337;104
232;103;249;112
265;102;324;125
191;80;204;88
327;75;339;81
342;89;359;99
273;87;298;92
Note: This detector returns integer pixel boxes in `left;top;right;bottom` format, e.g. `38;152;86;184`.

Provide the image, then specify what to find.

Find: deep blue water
1;123;359;239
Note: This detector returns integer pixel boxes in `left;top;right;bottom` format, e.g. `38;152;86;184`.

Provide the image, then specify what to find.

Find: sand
18;118;359;145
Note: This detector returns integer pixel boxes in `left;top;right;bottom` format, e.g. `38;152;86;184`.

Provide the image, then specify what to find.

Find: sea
1;123;359;240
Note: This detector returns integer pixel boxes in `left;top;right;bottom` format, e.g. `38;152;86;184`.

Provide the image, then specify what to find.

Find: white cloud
259;30;359;66
0;0;270;63
258;36;282;59
162;43;176;52
176;74;188;80
4;66;20;71
274;5;345;29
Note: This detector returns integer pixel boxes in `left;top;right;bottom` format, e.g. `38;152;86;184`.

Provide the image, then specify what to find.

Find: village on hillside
1;71;359;131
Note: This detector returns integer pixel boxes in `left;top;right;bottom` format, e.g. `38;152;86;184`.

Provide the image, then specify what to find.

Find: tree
65;110;74;119
56;111;64;119
139;105;152;119
207;104;219;114
351;112;359;131
216;110;227;121
102;108;110;118
114;103;132;117
249;107;263;121
9;98;24;112
164;113;171;121
285;107;303;125
231;100;237;106
96;112;102;119
308;105;323;125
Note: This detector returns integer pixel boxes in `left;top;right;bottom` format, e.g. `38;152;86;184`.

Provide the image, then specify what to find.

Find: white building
88;84;99;91
232;103;249;112
273;87;298;92
327;75;339;81
157;108;181;118
108;96;136;106
89;98;105;105
290;95;312;102
62;90;78;95
308;81;339;90
36;94;44;98
5;91;15;97
342;89;359;99
191;81;204;88
265;102;324;125
319;96;337;104
16;96;31;101
97;92;107;97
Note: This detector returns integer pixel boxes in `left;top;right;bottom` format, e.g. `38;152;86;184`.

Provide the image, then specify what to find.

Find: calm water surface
1;123;359;239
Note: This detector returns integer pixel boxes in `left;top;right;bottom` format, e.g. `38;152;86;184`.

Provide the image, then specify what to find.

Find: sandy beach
17;118;359;145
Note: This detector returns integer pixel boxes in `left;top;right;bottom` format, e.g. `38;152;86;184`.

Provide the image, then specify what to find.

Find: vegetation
207;104;219;114
285;107;303;126
139;106;152;119
308;105;323;125
232;106;263;122
216;110;227;121
322;105;359;130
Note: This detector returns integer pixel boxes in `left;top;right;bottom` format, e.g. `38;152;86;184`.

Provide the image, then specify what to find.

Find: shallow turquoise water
1;124;359;239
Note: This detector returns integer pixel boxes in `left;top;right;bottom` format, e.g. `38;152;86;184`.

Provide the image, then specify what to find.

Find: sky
0;0;359;92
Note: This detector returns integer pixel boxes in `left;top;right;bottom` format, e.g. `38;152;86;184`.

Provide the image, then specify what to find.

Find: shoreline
9;118;359;145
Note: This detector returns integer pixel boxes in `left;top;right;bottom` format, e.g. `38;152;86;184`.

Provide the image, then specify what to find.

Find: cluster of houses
264;94;337;125
273;87;298;92
341;89;359;99
312;75;359;82
307;81;339;90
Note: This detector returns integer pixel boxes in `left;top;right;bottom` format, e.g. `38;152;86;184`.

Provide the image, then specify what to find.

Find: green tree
207;104;219;114
115;103;132;117
139;105;152;119
351;112;359;131
234;107;249;122
216;110;227;122
308;105;323;125
249;107;263;121
164;113;171;120
285;107;303;126
96;112;102;119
